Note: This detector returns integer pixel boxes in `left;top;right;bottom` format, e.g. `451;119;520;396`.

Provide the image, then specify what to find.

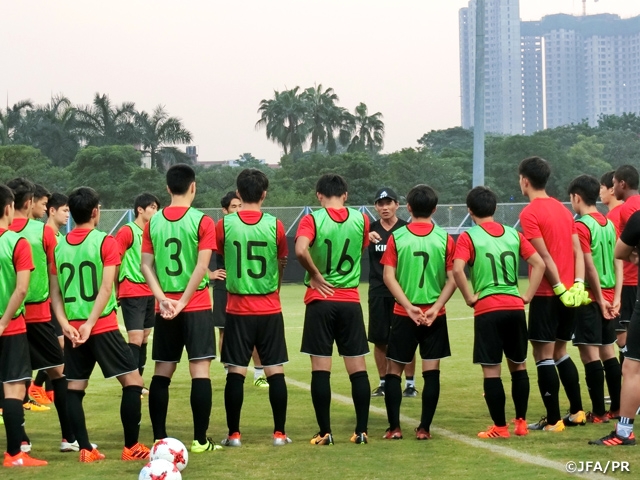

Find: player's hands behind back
309;273;335;298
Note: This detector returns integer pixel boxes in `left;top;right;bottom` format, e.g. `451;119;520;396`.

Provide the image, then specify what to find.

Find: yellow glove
569;281;592;306
553;284;577;308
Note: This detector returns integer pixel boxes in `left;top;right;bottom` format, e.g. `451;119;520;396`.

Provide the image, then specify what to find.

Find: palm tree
301;84;339;153
0;100;33;145
135;105;193;170
256;87;308;155
76;93;137;146
346;102;385;153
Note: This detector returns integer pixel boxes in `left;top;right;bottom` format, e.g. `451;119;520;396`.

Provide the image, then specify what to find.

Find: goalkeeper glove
569;281;592;306
553;283;577;308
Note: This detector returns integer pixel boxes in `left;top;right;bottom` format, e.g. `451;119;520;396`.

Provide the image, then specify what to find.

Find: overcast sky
3;0;640;164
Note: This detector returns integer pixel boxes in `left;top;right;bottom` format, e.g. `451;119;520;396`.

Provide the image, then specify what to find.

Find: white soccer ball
139;458;182;480
150;437;189;472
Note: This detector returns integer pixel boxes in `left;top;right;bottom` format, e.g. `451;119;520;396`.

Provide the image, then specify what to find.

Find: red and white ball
139;458;182;480
150;438;189;472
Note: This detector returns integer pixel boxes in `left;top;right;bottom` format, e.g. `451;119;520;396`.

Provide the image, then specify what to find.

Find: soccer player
569;175;622;423
217;169;290;447
7;179;79;454
518;156;587;432
0;184;47;467
381;184;456;440
590;209;640;446
50;186;149;462
296;173;371;445
454;186;545;438
115;193;160;383
613;165;640;233
46;193;70;237
367;187;417;398
141;164;220;453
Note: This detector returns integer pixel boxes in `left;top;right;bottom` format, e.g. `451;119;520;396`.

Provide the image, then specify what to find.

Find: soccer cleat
350;432;368;444
477;425;510;438
371;386;385;397
3;451;48;467
45;390;54;403
402;385;419;397
23;399;50;412
605;410;620;421
20;441;32;453
28;383;52;405
220;432;242;447
141;387;149;396
543;420;566;432
514;418;529;436
121;442;150;461
79;448;105;462
191;437;223;453
310;433;334;445
562;410;586;427
589;430;636;446
60;440;98;452
254;377;269;388
527;417;549;430
415;427;432;440
272;431;292;446
586;412;610;424
382;427;403;440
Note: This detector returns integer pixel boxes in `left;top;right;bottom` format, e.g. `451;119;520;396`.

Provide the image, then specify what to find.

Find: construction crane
583;0;600;17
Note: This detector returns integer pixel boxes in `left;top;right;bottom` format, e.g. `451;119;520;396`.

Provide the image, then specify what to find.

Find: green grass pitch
6;283;640;479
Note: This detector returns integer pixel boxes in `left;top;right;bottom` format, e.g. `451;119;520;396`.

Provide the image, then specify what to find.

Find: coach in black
368;188;417;397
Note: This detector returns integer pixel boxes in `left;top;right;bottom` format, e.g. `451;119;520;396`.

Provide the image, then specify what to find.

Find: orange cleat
3;451;48;467
478;425;510;439
415;427;432;440
514;418;528;436
79;448;105;463
121;443;150;461
28;383;52;405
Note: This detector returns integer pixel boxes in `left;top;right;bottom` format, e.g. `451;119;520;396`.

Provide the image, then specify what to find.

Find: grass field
5;283;640;479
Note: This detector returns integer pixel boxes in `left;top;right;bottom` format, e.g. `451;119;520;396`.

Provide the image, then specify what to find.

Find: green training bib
577;214;616;290
0;230;26;318
118;222;146;284
16;220;49;304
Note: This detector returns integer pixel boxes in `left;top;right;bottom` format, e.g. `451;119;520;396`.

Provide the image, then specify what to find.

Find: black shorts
386;313;450;363
528;295;576;343
301;301;369;358
473;310;528;365
572;303;617;346
367;295;395;345
64;330;137;380
213;288;227;328
26;322;64;371
0;334;31;383
50;306;63;337
120;296;155;331
152;309;216;363
221;312;288;367
615;285;638;331
626;302;640;361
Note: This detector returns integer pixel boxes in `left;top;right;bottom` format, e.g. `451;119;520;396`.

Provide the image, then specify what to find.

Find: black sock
128;343;141;372
66;389;92;450
310;371;331;435
536;359;561;424
3;398;24;456
44;376;53;393
139;343;148;377
149;375;171;440
556;355;583;413
224;373;244;436
121;385;143;448
51;377;75;442
510;370;529;420
619;345;626;368
350;371;370;435
603;357;622;412
267;373;287;433
384;374;402;430
584;360;606;416
34;370;47;388
483;377;506;426
421;370;440;431
191;378;212;444
23;380;30;403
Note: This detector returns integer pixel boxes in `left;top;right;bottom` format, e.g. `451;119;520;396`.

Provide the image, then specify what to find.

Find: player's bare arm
382;264;425;325
615;238;636;263
424;270;457;326
452;258;478;308
77;264;117;344
49;272;79;341
583;252;613;320
141;252;174;318
0;269;30;336
612;258;623;316
572;233;586;280
529;237;563;285
295;235;335;298
172;248;212;317
522;252;545;304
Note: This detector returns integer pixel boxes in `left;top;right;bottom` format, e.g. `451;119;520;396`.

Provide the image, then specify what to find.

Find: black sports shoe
371;386;385;397
589;430;636;446
403;385;419;397
527;417;548;430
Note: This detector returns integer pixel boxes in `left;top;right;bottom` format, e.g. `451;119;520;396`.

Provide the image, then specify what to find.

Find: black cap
374;188;398;203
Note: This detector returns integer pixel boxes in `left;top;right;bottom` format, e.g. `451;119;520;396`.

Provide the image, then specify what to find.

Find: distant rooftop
522;13;640;37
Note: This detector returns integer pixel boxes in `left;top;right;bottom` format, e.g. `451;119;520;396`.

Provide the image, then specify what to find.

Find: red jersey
455;222;537;315
142;206;216;312
51;229;121;335
380;222;454;317
296;208;370;304
576;213;615;304
115;223;153;298
619;194;640;234
0;230;33;336
519;197;576;296
607;204;637;286
216;211;288;315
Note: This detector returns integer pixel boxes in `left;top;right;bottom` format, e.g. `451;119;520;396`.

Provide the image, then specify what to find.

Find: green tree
135;105;193;170
0;100;33;145
417;127;474;154
300;85;351;154
76;93;137;147
0;145;71;191
345;103;385;153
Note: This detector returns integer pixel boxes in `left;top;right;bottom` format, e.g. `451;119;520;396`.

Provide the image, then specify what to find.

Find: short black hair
316;174;348;198
133;192;160;218
518;156;551;190
236;169;269;203
614;165;640;190
406;184;438;218
568;174;600;206
220;191;240;209
600;170;615;189
34;184;51;202
47;192;68;214
466;186;497;218
68;187;100;225
0;185;15;220
6;177;36;210
166;164;196;195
